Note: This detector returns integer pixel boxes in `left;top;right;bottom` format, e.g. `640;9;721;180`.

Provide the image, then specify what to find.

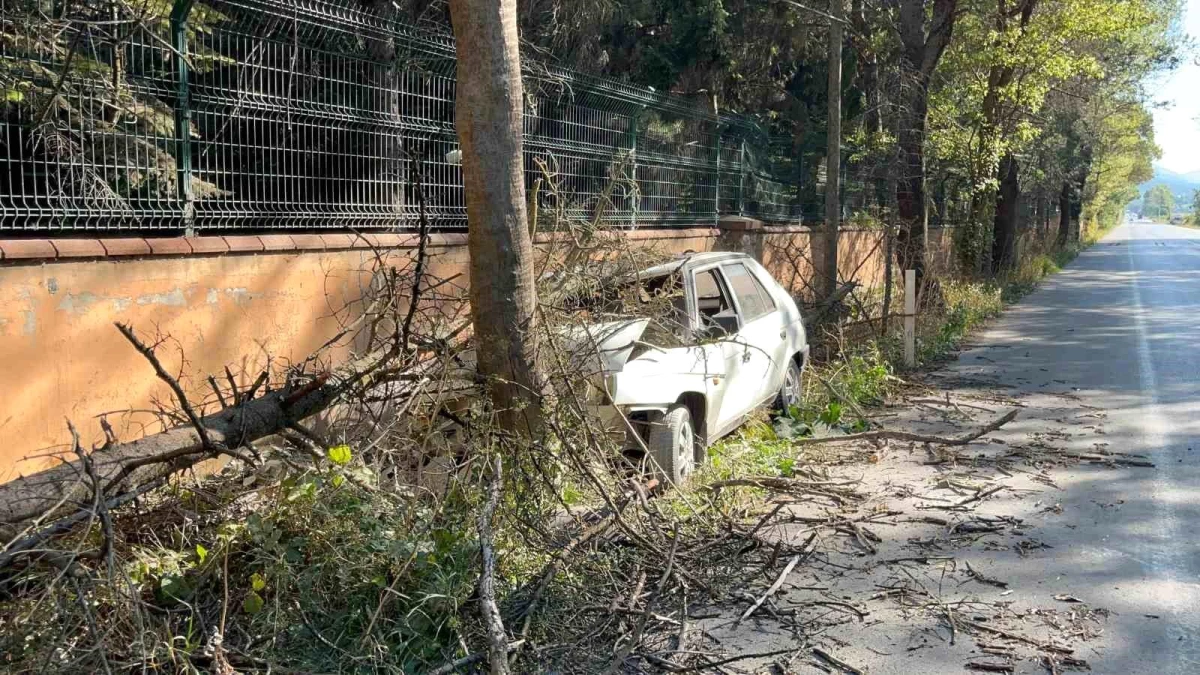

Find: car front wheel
775;358;804;415
648;404;696;485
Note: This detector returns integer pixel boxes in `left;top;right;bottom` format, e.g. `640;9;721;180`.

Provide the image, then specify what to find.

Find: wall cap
717;215;765;232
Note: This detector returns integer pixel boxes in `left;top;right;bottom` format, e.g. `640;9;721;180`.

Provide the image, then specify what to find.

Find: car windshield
567;272;691;346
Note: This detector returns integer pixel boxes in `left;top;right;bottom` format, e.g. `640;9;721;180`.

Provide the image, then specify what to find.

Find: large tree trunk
894;0;958;285
448;0;544;438
817;3;843;302
991;152;1019;273
895;83;929;280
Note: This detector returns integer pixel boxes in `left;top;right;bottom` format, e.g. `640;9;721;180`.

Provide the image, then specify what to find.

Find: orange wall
0;226;942;481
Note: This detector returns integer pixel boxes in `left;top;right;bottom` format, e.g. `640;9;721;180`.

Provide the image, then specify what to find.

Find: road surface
698;220;1200;673
940;220;1200;672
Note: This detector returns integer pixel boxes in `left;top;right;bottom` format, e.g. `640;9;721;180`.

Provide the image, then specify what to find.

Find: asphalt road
942;220;1200;673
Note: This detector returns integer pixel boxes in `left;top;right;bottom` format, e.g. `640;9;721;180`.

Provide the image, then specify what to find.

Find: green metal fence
0;0;803;234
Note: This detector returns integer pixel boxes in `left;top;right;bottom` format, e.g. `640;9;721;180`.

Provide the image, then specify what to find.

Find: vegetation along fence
0;0;805;235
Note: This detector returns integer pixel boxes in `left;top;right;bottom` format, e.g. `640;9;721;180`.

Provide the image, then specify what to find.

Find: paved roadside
685;222;1200;674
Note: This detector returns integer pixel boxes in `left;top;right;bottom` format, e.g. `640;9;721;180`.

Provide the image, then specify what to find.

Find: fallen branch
929;485;1008;511
0;340;411;531
812;646;865;675
425;641;525;675
959;618;1073;654
477;455;509;675
605;522;680;674
790;409;1019;447
669;647;805;673
965;661;1015;673
706;477;863;505
1068;453;1155;468
736;532;816;625
0;477;167;570
964;561;1008;588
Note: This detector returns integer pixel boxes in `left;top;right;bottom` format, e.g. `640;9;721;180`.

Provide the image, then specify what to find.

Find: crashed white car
574;252;808;484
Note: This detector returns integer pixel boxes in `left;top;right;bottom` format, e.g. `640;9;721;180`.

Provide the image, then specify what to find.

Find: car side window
693;268;737;330
723;263;776;322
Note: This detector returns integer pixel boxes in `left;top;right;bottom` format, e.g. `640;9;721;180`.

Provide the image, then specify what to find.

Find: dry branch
477;454;509;675
812;646;866;674
0;344;403;531
735;532;816;625
789;409;1019;447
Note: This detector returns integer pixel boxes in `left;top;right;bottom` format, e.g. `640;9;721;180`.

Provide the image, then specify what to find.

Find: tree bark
982;0;1037;270
0;346;403;528
1057;180;1071;246
819;2;843;302
448;0;544;437
895;82;929;279
894;0;958;284
991;152;1019;273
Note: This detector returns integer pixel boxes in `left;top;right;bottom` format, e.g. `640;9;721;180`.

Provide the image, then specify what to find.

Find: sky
1153;0;1200;174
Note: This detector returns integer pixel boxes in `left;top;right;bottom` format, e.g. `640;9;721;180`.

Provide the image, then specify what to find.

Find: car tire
648;404;696;485
774;358;804;415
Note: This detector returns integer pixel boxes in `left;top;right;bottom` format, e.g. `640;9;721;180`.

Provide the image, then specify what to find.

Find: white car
573;252;808;484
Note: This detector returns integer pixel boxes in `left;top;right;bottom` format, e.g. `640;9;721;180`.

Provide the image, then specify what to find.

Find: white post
903;269;916;367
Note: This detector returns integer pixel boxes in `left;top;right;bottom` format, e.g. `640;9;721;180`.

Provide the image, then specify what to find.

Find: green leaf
250;572;267;592
818;402;843;426
195;544;208;565
242;591;264;615
4;89;24;102
327;444;352;465
331;474;346;488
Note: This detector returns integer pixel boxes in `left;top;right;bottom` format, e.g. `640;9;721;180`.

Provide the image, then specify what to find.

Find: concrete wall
0;225;947;481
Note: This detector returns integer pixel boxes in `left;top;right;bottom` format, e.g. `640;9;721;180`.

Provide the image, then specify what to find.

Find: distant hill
1137;164;1195;198
1134;165;1200;214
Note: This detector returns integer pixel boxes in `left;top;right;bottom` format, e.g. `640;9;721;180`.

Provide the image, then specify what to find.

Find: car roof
637;251;752;279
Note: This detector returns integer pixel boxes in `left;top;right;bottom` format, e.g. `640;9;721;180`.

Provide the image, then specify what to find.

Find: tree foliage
1144;183;1176;219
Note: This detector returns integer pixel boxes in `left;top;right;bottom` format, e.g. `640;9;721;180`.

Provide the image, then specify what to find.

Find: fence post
713;123;722;226
627;109;640;229
904;268;916;367
738;136;746;217
171;0;195;236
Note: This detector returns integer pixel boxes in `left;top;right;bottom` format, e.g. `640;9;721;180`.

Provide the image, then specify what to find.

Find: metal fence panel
0;0;803;234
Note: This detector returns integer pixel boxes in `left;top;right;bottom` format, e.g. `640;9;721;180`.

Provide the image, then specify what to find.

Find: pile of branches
0;158;725;674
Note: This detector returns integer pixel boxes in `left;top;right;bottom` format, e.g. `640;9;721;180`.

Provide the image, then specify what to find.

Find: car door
688;266;738;440
716;262;781;428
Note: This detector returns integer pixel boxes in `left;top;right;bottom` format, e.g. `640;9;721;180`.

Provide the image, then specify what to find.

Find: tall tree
1143;184;1175;220
894;0;958;283
819;0;844;302
449;0;544;438
983;0;1037;273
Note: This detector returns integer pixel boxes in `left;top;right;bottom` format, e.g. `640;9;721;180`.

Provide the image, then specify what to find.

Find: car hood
557;318;650;374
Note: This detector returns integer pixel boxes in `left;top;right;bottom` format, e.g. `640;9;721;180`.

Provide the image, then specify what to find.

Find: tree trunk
1057;180;1071;246
818;4;843;302
991;152;1019;273
448;0;544;437
894;0;958;285
895;83;928;280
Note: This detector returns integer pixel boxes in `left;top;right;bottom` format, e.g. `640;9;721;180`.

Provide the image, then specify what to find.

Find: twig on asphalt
812;646;866;674
790;409;1019;447
736;532;816;625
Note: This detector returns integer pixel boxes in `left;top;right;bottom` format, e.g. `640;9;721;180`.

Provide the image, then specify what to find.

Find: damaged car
567;252;808;484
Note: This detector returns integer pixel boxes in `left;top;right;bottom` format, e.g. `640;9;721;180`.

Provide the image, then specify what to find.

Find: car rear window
723;263;775;322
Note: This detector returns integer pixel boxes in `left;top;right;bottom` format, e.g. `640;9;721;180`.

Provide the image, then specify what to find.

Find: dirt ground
649;352;1151;674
